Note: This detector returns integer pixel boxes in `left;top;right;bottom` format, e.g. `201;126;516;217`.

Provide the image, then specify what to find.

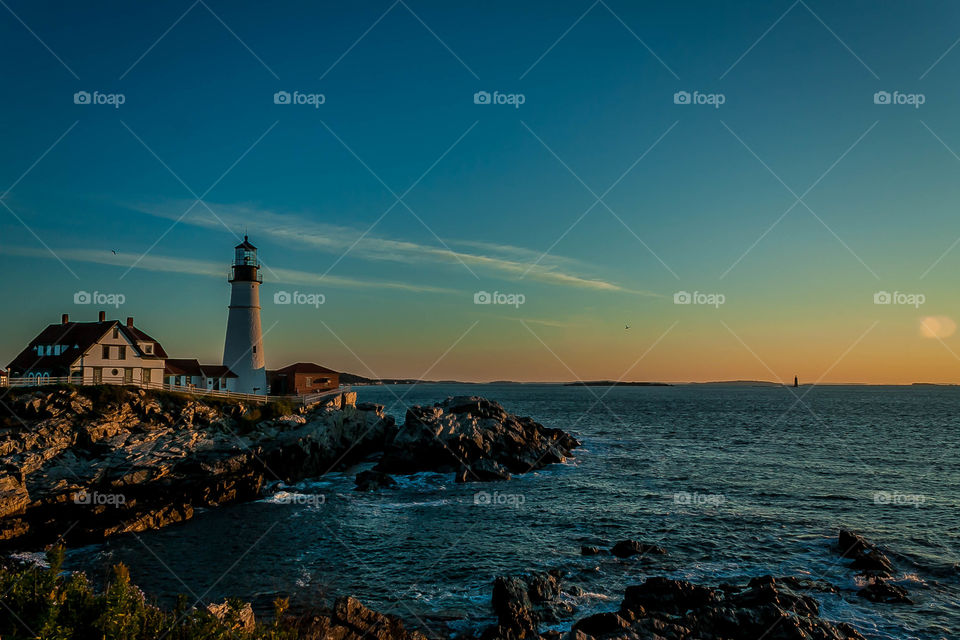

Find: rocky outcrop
375;397;579;482
484;571;574;640
485;575;865;640
0;387;393;548
354;469;398;491
296;596;428;640
836;530;894;575
610;540;667;558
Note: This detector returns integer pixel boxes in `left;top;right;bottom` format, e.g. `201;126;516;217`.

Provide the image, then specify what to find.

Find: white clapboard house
6;312;167;385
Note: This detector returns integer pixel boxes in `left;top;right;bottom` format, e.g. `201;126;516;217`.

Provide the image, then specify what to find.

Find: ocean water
65;384;960;639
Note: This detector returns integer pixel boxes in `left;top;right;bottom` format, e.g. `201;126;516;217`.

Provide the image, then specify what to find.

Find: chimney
126;316;134;327
61;313;69;324
98;311;106;322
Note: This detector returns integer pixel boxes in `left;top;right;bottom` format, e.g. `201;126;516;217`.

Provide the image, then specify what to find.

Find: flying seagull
625;324;630;330
111;249;118;255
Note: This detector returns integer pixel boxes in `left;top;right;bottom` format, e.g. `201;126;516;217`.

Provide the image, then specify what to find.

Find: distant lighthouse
223;236;267;394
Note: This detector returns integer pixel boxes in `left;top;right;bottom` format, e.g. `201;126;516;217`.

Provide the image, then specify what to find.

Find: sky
3;0;960;383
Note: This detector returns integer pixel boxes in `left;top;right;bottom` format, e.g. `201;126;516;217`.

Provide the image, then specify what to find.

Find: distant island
565;381;671;387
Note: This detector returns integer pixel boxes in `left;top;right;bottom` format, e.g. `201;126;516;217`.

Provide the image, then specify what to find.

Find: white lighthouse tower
223;236;267;394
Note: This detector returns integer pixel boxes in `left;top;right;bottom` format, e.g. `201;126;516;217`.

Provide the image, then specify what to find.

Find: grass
0;547;298;640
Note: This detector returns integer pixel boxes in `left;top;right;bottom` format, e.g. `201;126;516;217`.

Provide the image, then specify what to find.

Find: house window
144;344;153;354
252;346;256;354
305;377;312;386
93;368;102;383
118;345;126;360
113;327;119;339
143;368;151;384
124;368;132;383
102;345;110;359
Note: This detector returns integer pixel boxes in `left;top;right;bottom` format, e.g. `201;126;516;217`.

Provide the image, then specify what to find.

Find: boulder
580;546;601;555
857;578;912;604
610;540;667;558
375;397;578;481
354;470;398;492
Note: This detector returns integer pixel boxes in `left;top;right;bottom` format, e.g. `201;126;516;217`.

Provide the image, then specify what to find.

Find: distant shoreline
342;375;960;388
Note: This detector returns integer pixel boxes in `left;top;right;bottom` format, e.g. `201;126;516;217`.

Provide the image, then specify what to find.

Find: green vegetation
0;547;298;639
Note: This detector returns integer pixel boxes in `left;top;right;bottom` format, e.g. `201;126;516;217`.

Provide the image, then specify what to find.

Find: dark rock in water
572;611;631;636
456;458;511;483
375;396;579;482
621;577;720;615
610;539;667;558
485;571;572;639
605;575;865;640
354;470;398;491
836;530;895;577
580;545;601;555
858;578;913;604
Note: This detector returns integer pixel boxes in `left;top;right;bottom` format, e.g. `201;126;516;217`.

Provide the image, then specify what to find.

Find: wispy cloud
0;246;456;294
130;201;654;295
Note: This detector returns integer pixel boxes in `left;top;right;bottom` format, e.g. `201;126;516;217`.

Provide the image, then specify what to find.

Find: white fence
1;376;351;408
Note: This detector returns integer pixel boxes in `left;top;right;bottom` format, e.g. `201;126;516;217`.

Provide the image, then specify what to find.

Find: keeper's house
6;312;167;385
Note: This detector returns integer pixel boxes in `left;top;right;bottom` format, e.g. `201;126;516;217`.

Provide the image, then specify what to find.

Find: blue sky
4;1;960;382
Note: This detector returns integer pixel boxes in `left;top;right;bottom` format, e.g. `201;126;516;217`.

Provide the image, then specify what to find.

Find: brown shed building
269;363;339;395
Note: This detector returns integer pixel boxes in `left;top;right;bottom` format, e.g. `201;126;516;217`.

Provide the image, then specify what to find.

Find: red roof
273;362;338;375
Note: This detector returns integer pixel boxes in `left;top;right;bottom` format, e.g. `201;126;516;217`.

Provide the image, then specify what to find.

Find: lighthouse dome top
235;235;257;251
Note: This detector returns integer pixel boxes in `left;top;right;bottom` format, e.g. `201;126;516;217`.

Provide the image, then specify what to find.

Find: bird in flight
625;324;630;330
111;249;118;255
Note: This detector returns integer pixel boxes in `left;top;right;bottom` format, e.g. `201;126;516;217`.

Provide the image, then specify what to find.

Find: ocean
66;383;960;639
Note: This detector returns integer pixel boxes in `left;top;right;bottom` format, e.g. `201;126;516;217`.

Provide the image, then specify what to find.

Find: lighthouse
223;236;267;394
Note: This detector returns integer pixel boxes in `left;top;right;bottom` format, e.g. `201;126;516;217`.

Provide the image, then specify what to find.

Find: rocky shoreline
0;387;915;640
0;387;577;548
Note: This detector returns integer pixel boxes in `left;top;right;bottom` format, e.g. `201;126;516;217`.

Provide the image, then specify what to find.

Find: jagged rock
836;530;895;577
0;386;395;548
572;612;631;636
329;596;427;640
354;470;398;491
621;577;720;615
376;397;578;481
857;578;913;604
610;539;667;558
206;600;255;632
580;546;601;555
486;571;569;639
